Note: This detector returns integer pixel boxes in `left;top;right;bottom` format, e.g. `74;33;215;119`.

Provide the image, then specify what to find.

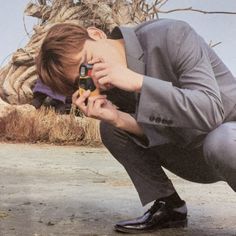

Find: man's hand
72;90;119;126
88;58;143;92
72;90;144;137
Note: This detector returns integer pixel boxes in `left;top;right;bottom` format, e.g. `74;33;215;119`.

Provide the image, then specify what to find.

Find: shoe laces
146;200;165;215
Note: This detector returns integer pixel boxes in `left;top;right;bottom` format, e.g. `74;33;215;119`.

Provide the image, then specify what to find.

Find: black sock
158;192;184;208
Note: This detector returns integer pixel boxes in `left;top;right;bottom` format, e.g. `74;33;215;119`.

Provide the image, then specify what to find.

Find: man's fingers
74;90;91;113
79;90;91;104
98;76;110;86
72;89;80;104
88;57;104;64
94;98;107;111
87;94;107;109
93;69;109;81
91;63;108;85
87;96;107;117
74;89;107;117
92;62;108;71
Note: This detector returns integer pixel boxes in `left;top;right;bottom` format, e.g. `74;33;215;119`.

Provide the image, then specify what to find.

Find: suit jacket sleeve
136;21;224;132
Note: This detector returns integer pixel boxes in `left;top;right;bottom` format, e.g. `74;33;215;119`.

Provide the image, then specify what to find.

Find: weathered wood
24;3;51;20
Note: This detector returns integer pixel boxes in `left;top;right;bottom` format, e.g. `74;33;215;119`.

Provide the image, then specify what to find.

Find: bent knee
203;122;236;169
100;121;129;149
100;121;114;141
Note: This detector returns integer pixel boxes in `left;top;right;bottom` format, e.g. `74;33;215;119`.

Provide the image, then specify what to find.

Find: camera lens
80;66;86;77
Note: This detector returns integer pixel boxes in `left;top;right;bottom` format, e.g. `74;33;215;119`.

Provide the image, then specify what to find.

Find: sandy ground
0;143;235;236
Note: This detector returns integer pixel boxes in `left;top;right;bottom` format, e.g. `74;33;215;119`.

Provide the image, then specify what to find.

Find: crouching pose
36;19;236;234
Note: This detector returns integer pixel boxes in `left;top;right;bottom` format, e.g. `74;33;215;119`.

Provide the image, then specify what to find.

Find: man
36;19;236;234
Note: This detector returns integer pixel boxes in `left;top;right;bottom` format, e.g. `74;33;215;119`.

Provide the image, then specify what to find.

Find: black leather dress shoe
114;200;187;234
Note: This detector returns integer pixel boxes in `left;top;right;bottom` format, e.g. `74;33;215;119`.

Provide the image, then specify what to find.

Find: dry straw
0;106;101;146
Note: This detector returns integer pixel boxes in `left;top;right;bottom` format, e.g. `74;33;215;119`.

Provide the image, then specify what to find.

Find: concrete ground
0;143;235;236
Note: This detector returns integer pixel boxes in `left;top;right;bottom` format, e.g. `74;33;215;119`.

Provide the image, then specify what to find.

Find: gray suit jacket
110;19;236;149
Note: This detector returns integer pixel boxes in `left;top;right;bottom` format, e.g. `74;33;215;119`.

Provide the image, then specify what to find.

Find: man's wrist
133;73;143;92
112;111;144;137
113;110;124;129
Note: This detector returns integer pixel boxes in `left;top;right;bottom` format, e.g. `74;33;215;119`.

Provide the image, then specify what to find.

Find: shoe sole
114;219;188;234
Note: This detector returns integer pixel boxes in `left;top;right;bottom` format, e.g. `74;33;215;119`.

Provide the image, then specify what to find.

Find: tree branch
158;0;169;9
209;41;222;48
38;0;47;5
158;7;236;15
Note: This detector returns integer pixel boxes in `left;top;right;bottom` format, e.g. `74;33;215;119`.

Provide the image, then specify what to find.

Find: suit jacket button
149;116;155;122
155;117;162;123
162;119;168;124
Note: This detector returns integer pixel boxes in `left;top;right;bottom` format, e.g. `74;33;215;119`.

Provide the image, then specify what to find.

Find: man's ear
87;27;107;40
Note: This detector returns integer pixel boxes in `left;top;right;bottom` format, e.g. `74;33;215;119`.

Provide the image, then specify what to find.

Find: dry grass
0;107;102;146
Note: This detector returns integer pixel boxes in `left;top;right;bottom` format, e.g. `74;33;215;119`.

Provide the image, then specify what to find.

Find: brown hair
36;23;92;96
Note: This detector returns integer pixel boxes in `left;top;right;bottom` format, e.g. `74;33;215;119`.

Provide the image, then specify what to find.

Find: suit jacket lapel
108;26;145;114
118;26;146;112
119;26;146;75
